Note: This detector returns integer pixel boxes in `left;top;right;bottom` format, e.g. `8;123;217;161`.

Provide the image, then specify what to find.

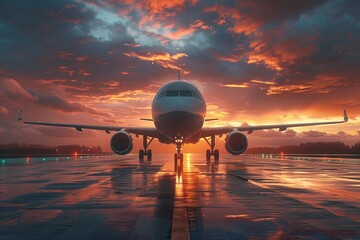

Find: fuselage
152;81;206;144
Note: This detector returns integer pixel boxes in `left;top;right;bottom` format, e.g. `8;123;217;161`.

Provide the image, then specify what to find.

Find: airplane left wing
201;110;348;138
18;110;158;138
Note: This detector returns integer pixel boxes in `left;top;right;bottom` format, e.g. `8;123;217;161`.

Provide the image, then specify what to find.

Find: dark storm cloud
0;0;164;96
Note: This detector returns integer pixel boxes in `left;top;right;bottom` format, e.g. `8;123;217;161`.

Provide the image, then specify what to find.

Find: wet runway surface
0;154;359;239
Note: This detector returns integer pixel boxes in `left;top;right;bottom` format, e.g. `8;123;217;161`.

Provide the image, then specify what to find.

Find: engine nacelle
225;131;248;155
110;131;133;155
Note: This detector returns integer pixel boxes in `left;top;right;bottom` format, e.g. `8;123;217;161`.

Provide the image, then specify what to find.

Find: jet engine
110;131;133;155
225;130;248;155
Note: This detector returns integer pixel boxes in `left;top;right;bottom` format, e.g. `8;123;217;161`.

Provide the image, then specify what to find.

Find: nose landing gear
174;136;184;171
139;136;154;161
204;135;219;161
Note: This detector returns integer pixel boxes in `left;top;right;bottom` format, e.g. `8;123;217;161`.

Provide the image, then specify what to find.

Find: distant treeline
0;143;102;155
246;141;360;154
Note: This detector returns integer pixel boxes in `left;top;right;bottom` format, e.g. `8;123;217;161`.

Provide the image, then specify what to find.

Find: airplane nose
155;111;204;138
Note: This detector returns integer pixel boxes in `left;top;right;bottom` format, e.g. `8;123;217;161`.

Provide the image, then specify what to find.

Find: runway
0;154;359;239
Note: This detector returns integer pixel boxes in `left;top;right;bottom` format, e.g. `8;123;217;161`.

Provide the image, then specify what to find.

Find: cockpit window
156;91;166;100
163;89;202;98
179;90;192;97
192;90;202;99
165;90;178;96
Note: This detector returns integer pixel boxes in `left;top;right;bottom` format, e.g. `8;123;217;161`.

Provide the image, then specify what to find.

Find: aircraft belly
154;111;204;141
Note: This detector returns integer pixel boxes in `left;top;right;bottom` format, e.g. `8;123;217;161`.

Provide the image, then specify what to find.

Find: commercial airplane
18;79;348;162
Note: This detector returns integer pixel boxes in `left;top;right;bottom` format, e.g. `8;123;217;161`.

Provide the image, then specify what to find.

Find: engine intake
225;131;248;155
110;131;133;155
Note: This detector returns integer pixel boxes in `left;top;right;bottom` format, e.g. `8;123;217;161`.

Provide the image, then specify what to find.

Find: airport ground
0;153;359;239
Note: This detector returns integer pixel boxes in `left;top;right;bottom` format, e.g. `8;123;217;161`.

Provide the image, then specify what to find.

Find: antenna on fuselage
178;69;181;81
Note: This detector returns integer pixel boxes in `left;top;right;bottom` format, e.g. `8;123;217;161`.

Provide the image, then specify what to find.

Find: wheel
206;149;211;160
147;149;152;161
214;149;219;161
139;149;144;160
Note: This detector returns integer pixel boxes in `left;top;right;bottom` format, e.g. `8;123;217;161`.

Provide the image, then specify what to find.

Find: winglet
140;118;153;121
344;110;348;122
18;110;23;123
205;118;219;122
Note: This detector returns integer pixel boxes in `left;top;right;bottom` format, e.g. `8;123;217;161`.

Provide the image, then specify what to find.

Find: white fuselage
151;81;206;144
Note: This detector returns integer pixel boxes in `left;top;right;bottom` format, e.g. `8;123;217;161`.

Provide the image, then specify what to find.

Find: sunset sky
0;0;359;153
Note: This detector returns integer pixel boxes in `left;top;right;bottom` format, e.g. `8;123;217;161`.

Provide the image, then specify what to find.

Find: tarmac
0;153;359;239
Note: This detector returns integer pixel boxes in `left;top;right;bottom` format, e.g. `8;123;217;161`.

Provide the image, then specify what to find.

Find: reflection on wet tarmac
0;154;359;239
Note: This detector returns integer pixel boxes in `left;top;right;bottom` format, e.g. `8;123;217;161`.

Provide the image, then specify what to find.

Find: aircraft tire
214;149;219;161
139;149;144;160
206;149;211;160
147;149;152;161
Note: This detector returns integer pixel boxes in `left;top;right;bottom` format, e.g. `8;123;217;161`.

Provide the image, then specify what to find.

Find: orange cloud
0;78;36;100
250;80;275;85
0;106;9;114
266;75;346;95
144;0;199;14
95;89;155;103
124;51;187;70
204;4;261;36
247;32;318;71
247;53;283;71
165;20;213;40
222;84;249;88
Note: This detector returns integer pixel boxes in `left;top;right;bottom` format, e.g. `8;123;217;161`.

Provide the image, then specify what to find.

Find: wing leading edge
18;110;158;138
201;110;348;138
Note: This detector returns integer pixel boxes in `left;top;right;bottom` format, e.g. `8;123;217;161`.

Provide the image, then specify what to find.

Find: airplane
18;78;348;163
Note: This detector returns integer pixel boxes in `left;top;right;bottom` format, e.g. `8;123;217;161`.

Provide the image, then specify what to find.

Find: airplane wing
200;110;348;138
17;111;158;138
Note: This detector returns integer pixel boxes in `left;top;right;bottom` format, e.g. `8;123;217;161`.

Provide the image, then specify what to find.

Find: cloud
266;76;348;95
164;20;214;40
253;129;297;138
301;130;328;138
0;0;359;150
222;84;249;88
0;78;36;100
144;0;199;14
0;106;9;114
124;51;187;70
0;78;107;116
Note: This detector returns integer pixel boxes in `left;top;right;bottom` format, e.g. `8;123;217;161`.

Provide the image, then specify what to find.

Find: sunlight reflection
176;174;182;185
225;214;249;218
184;153;192;172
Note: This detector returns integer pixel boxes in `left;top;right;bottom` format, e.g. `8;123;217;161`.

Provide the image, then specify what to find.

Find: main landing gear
139;135;154;161
204;135;219;161
174;136;184;171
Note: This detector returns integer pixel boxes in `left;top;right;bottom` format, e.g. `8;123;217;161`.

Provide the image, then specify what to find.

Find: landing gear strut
204;135;219;161
139;135;154;161
174;136;184;171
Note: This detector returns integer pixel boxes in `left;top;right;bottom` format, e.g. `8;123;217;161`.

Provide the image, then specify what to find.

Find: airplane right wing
201;110;348;138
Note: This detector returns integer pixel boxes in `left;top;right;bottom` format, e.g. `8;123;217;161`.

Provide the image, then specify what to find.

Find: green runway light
1;160;5;164
43;158;46;161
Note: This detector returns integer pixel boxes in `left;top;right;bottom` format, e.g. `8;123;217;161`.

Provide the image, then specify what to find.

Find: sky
0;0;359;153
